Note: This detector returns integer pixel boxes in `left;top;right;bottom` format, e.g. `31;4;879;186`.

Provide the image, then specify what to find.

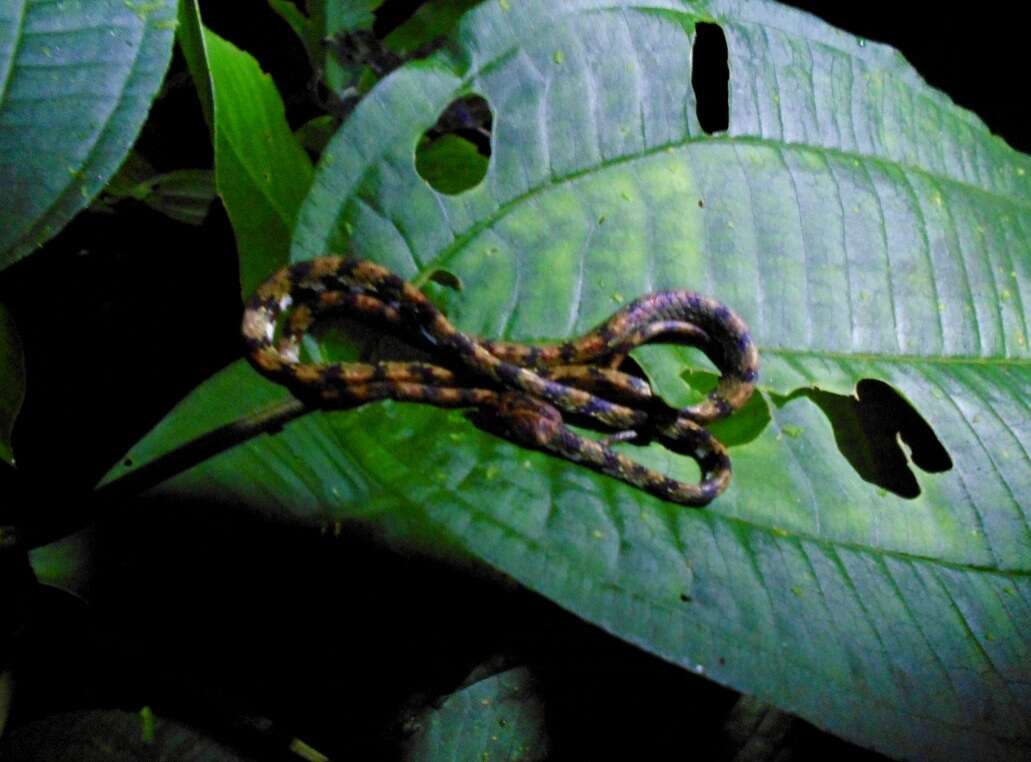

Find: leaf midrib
410;132;1029;294
280;398;1030;576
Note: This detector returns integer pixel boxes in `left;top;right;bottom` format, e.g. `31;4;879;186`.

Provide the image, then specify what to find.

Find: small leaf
140;169;216;226
402;667;548;761
0;0;177;270
267;0;314;64
315;0;386;95
29;530;95;598
0;304;25;465
383;0;483;56
294;115;341;157
0;709;250;760
100;166;216;225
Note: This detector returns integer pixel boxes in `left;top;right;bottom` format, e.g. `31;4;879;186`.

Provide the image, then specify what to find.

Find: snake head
468;392;564;450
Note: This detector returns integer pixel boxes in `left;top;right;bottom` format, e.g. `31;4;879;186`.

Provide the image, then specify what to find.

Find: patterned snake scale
242;256;759;507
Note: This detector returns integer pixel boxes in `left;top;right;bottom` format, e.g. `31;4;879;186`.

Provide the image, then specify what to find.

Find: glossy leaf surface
111;2;1031;757
403;667;548;761
0;0;176;269
178;1;313;294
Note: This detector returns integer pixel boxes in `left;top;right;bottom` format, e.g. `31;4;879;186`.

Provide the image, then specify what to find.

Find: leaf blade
0;0;177;269
116;1;1031;757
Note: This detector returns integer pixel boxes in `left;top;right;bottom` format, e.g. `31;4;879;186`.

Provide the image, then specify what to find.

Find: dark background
2;2;1026;759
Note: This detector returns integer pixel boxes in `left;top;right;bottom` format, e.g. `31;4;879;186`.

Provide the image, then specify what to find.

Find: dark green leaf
383;0;483;56
0;304;24;465
139;169;215;225
100;165;215;226
315;0;386;95
0;0;177;269
0;709;251;761
29;530;95;599
267;0;315;64
402;667;548;762
294;114;341;157
415;133;488;195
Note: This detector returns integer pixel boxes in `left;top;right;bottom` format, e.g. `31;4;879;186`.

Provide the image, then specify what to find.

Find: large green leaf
109;1;1031;758
0;0;177;270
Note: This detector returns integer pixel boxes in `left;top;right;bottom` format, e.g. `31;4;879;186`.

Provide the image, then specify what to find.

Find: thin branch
1;398;311;551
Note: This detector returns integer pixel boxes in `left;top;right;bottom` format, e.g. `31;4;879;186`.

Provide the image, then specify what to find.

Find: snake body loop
242;256;758;506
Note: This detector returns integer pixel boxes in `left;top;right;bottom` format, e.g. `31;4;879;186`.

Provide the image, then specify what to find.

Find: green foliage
0;0;177;270
98;152;216;226
383;0;483;55
403;667;549;761
178;0;314;294
109;1;1031;759
416;133;489;194
0;305;23;465
0;709;250;760
1;0;1028;758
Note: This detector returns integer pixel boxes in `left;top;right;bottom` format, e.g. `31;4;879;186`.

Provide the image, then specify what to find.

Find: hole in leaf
416;94;492;195
706;389;770;448
804;379;952;499
427;268;463;291
691;23;729;134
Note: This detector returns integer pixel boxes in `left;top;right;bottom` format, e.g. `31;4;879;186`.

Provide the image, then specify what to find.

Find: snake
242;256;759;506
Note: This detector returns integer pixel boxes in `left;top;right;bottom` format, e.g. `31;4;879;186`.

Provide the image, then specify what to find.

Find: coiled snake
242;256;758;506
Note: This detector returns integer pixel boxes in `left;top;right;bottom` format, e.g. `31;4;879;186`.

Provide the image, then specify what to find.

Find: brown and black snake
242;256;759;506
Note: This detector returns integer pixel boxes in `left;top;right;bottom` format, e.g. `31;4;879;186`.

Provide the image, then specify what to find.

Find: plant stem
1;398;311;551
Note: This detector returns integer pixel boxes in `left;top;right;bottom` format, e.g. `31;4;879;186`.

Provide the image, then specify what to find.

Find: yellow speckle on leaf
553;50;564;64
592;529;604;539
499;0;510;9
